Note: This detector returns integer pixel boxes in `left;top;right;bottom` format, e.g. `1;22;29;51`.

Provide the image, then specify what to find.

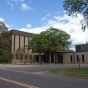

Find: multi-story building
10;30;36;64
10;30;88;64
75;44;88;64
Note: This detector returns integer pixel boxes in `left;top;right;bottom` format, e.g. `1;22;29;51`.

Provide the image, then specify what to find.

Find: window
14;35;15;51
28;37;30;52
70;55;72;62
82;55;84;62
19;36;20;49
21;54;23;59
30;55;31;59
76;55;78;62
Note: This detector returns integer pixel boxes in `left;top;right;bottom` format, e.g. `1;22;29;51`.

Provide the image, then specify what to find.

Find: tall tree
15;47;27;64
27;34;45;64
0;22;8;34
0;31;13;63
63;0;88;31
27;27;72;64
42;27;72;63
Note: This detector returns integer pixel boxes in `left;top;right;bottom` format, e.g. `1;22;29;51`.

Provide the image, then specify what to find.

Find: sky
0;0;88;51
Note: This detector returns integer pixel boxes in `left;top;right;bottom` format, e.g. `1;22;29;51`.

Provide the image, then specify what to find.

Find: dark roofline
75;43;88;46
56;50;74;53
10;29;34;38
33;49;74;53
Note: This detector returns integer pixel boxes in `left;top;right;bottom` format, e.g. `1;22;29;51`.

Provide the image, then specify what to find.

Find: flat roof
33;49;74;53
10;29;34;38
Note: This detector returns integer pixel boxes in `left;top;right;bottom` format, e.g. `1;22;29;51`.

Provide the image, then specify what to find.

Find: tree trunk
39;53;42;65
49;52;51;63
54;52;56;64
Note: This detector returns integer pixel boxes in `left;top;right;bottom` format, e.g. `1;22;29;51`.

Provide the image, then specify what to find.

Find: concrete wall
11;32;88;64
11;35;14;52
75;52;88;64
15;35;19;51
63;53;74;64
11;34;37;64
20;36;24;48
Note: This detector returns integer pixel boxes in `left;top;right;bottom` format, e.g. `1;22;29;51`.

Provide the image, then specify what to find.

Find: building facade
10;30;88;64
75;44;88;64
10;30;36;64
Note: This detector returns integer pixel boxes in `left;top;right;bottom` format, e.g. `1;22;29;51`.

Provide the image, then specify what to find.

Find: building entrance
58;54;63;63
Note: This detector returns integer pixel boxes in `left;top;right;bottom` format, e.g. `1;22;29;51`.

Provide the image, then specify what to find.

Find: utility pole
79;58;81;69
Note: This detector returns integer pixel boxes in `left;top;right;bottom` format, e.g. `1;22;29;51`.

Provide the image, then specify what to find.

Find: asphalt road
0;64;88;88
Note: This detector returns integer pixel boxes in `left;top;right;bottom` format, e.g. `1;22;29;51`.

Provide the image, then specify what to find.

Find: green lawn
49;68;88;78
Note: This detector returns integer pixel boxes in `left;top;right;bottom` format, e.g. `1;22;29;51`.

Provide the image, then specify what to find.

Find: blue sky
0;0;87;50
0;0;64;28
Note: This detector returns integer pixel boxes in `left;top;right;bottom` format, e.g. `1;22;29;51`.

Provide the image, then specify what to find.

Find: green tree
27;34;45;64
0;51;14;64
27;27;72;64
42;27;72;63
63;0;88;31
15;47;26;64
0;22;8;34
0;31;13;63
24;52;29;64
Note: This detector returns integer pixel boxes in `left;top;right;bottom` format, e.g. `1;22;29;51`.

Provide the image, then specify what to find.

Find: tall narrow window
28;37;29;52
19;36;20;50
76;55;78;62
30;55;31;59
14;35;15;51
70;55;72;63
24;36;25;50
82;55;84;62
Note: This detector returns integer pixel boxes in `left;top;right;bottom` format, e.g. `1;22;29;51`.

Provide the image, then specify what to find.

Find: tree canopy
27;27;72;64
0;31;13;63
0;22;8;34
27;33;45;64
42;28;72;52
63;0;88;31
27;27;72;52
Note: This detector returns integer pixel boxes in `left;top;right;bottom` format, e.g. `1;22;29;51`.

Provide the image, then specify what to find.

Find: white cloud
26;24;32;28
0;18;4;22
18;13;88;51
21;3;33;11
0;18;13;30
47;14;50;16
41;17;47;21
12;0;24;3
7;0;14;10
6;24;13;28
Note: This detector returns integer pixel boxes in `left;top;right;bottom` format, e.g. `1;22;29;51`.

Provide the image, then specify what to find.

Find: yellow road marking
0;77;39;88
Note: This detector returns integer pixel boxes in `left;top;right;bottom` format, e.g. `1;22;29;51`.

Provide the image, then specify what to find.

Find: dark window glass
28;37;29;52
30;55;31;59
14;35;15;51
70;55;72;62
82;55;84;62
76;55;78;62
21;54;23;59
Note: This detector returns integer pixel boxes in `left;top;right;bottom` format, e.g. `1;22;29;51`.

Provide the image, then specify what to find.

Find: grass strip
49;68;88;77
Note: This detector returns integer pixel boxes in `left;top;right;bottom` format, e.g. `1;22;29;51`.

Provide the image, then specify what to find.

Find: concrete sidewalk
0;64;40;68
0;63;88;68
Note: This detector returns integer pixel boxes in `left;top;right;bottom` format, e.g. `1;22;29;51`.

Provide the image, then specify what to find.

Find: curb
47;70;88;80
